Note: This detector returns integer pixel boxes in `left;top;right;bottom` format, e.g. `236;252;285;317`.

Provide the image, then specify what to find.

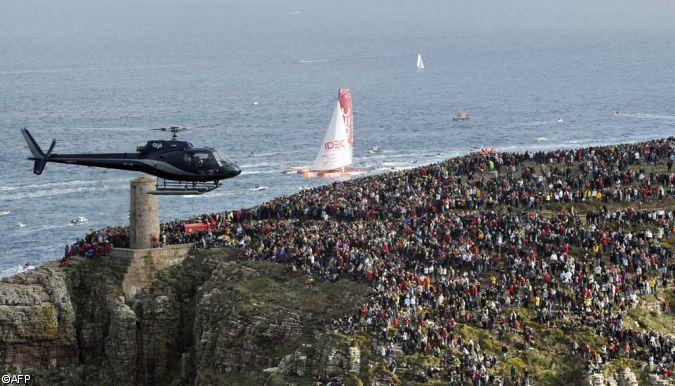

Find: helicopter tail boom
21;129;50;175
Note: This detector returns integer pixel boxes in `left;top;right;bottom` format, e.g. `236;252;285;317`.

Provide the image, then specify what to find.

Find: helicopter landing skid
149;179;220;195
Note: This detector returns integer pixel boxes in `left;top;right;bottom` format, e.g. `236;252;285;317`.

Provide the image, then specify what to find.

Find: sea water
1;0;675;275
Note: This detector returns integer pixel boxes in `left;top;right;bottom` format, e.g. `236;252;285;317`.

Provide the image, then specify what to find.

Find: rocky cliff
0;268;77;372
0;250;369;385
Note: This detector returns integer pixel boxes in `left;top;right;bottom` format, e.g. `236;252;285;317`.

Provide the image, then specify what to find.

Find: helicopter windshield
214;151;232;165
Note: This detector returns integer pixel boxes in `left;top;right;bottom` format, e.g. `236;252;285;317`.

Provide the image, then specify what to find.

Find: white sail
417;53;424;69
311;100;352;171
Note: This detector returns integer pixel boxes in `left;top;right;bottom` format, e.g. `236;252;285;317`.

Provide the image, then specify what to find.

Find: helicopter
21;125;241;195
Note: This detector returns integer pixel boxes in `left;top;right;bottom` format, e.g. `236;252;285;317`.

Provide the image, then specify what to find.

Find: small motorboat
282;164;302;175
252;101;259;106
23;261;35;271
452;111;470;121
71;216;88;225
248;151;256;157
367;146;382;155
557;117;564;123
299;185;313;191
0;210;9;216
249;185;268;192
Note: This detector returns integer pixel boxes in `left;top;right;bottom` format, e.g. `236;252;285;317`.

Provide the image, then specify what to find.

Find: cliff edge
0;250;369;385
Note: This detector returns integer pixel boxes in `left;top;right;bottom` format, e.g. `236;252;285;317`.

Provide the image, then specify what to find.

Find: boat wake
299;58;337;64
276;11;301;17
0;178;127;192
241;170;279;176
0;185;112;202
618;113;675;120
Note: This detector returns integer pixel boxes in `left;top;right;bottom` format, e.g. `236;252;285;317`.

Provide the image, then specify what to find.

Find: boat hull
301;167;365;179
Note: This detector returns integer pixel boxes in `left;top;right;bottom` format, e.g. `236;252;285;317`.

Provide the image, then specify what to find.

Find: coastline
1;137;673;385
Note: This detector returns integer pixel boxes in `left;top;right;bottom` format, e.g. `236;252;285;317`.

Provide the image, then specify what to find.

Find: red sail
338;88;353;146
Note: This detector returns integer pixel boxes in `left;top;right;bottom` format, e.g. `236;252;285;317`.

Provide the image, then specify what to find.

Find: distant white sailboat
416;53;424;70
302;89;364;178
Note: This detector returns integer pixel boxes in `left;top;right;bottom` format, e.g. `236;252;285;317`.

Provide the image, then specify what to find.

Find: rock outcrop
0;251;369;385
0;268;77;370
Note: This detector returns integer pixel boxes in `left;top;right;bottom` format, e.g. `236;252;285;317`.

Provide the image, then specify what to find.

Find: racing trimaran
300;88;364;178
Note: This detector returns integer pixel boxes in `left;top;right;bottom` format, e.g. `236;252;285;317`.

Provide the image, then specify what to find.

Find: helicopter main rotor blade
188;122;227;129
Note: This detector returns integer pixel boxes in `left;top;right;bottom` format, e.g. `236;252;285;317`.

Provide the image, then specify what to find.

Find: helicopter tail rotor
21;128;51;175
47;139;56;155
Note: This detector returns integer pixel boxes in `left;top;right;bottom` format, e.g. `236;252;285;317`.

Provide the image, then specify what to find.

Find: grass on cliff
624;289;675;336
199;251;368;320
193;249;370;384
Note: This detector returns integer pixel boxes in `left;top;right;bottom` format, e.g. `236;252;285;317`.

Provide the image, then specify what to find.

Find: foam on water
276;11;301;17
0;265;35;277
620;113;675;120
299;58;338;63
0;186;113;201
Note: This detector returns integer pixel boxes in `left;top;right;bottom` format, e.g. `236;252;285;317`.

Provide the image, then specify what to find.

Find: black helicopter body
21;128;241;195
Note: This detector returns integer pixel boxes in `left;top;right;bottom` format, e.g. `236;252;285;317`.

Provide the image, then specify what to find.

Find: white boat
249;185;268;192
282;164;302;174
557;117;564;123
0;210;9;216
252;101;259;106
301;89;365;179
452;112;470;121
367;146;382;154
299;185;312;191
416;53;424;70
71;216;88;225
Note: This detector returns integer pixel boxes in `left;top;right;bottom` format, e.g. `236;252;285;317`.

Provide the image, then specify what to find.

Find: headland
1;138;673;385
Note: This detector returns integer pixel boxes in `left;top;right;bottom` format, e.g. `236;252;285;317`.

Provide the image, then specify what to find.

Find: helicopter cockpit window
192;152;212;165
214;151;231;165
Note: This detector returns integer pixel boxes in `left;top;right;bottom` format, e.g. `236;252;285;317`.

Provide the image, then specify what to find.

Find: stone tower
128;177;159;249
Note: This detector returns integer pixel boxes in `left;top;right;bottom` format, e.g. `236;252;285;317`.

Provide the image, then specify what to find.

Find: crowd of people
71;138;674;384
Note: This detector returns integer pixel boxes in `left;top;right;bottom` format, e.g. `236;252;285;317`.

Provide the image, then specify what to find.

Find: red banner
183;223;211;233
